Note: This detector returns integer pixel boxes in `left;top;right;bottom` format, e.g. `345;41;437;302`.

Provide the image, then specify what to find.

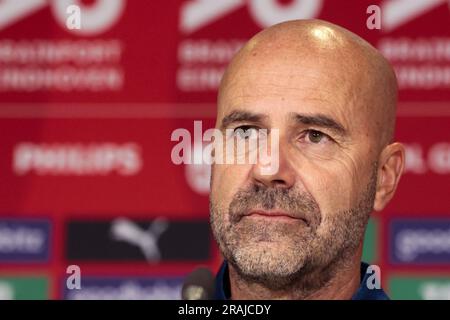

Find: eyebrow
292;112;347;136
220;110;267;129
220;110;347;137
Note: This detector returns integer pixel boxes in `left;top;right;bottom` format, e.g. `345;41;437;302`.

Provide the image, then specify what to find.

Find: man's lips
244;210;307;223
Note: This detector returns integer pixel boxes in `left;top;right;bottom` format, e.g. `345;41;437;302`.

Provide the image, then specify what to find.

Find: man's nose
249;140;296;189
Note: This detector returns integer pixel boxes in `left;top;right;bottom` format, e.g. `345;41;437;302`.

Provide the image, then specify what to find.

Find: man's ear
373;142;406;212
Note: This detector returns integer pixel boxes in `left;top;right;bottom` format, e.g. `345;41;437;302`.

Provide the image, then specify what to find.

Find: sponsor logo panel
66;218;211;262
0;276;49;300
0;219;51;263
389;276;450;300
63;276;183;300
390;218;450;265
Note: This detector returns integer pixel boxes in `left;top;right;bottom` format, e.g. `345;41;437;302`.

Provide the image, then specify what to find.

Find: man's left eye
305;130;330;144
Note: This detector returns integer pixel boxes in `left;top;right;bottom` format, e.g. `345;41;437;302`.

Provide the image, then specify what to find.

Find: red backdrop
0;0;449;300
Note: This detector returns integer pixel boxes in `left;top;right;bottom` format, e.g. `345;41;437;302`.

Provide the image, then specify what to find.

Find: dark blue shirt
214;261;389;300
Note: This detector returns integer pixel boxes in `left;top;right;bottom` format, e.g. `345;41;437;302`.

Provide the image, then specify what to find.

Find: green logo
362;217;378;264
0;276;49;300
389;276;450;300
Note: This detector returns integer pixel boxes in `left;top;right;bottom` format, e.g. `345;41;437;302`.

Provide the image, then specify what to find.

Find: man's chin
229;255;306;290
230;246;306;273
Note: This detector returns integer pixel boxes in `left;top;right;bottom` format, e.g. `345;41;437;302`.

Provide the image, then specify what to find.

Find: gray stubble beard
209;166;377;295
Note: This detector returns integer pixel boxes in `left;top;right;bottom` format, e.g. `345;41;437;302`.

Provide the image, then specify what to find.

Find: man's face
210;49;380;290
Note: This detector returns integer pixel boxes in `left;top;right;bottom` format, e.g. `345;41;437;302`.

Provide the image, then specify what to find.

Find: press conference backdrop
0;0;449;300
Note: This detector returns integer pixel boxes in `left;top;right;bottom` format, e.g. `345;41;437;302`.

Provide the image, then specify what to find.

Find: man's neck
228;254;362;300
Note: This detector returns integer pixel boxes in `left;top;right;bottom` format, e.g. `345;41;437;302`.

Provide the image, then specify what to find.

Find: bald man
209;19;405;300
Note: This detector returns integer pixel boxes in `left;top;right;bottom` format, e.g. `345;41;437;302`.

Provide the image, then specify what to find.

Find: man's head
209;19;405;291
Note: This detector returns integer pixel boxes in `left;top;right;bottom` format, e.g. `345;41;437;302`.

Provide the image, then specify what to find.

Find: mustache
228;184;322;227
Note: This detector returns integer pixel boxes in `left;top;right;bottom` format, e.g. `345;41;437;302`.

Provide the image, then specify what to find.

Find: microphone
181;266;216;300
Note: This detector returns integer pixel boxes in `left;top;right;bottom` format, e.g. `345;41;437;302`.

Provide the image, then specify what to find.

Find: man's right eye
232;126;259;139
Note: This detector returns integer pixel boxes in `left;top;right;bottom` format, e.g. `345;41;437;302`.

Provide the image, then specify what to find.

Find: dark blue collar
214;261;389;300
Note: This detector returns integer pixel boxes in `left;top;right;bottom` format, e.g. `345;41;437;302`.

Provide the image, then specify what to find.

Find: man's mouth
244;209;308;224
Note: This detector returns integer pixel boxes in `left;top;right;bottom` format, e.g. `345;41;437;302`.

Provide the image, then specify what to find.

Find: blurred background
0;0;449;300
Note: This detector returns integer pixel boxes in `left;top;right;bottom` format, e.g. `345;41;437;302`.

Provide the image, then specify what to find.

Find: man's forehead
218;46;362;109
217;67;358;128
